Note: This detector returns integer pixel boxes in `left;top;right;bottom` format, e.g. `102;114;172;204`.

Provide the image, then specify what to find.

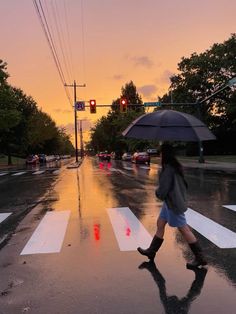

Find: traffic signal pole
65;81;85;163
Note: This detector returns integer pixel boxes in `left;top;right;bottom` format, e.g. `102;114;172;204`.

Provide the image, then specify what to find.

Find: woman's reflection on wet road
139;261;208;314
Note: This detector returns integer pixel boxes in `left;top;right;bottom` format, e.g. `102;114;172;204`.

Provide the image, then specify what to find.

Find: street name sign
75;101;85;111
144;101;161;107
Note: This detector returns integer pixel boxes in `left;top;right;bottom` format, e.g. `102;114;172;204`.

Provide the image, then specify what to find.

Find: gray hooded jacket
155;164;187;214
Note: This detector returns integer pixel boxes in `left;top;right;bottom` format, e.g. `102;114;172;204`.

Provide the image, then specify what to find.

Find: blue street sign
75;101;85;111
144;101;161;107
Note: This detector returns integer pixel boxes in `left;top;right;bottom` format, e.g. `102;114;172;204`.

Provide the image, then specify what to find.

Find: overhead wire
32;0;87;106
63;0;75;80
51;0;73;83
80;0;86;83
79;0;87;101
32;0;73;106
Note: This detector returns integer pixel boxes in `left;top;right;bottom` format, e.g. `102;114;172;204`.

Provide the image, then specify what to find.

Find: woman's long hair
161;143;188;188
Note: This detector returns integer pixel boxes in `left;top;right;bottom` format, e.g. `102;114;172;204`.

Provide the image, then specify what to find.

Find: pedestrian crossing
32;170;45;175
0;213;12;224
186;208;236;248
223;205;236;212
12;171;27;176
20;211;70;255
1;203;235;256
0;169;60;177
107;207;152;251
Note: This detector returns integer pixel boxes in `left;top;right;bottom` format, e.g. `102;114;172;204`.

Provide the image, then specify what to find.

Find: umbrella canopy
122;110;216;142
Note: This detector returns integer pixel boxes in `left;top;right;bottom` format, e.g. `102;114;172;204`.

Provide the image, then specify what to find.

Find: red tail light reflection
126;227;131;236
125;219;131;236
93;223;100;241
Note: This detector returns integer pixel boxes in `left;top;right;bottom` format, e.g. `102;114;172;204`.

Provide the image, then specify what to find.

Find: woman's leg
155;216;167;239
178;224;207;267
178;224;197;243
137;215;166;260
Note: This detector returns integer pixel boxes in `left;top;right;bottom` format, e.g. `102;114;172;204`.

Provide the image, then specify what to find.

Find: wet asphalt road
0;157;236;313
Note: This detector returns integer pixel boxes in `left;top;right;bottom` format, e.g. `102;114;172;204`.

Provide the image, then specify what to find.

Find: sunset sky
1;0;236;143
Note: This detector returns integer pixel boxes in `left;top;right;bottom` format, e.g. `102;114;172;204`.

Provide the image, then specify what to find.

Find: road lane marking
186;208;236;248
33;171;45;175
140;166;150;170
223;205;236;212
12;172;26;176
20;211;70;255
107;207;152;251
0;213;12;224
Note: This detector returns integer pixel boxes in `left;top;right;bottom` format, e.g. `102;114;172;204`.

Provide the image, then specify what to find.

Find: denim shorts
159;202;187;227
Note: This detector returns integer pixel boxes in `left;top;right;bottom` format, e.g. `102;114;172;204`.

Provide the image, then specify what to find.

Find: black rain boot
137;236;164;261
186;241;207;268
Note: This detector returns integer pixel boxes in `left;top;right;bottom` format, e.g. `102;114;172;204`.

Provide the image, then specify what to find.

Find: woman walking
137;143;207;268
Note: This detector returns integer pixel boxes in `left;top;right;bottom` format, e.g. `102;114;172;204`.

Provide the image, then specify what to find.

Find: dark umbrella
122;110;216;141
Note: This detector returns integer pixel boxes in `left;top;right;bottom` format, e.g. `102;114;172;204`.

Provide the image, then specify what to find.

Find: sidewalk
180;158;236;173
152;156;236;173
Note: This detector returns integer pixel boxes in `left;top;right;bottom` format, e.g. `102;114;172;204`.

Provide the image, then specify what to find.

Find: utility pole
65;81;85;163
79;120;84;158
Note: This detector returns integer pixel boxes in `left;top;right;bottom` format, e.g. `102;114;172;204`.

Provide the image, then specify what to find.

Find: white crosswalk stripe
33;170;45;175
123;166;133;171
107;207;152;251
0;213;12;224
21;211;70;255
186;208;236;248
109;168;119;172
223;205;236;212
52;170;60;175
0;172;8;176
12;171;26;176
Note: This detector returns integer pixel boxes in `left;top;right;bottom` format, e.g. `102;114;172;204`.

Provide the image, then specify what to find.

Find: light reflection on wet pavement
0;157;236;313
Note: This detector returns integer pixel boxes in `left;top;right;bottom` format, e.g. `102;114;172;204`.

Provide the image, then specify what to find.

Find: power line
32;0;73;105
63;0;75;80
51;0;73;83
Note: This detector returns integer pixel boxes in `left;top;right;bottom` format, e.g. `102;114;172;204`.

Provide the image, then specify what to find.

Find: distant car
46;155;56;162
146;148;158;155
26;154;39;165
38;154;47;163
111;151;122;160
122;152;132;161
132;152;150;165
54;155;60;161
97;152;111;161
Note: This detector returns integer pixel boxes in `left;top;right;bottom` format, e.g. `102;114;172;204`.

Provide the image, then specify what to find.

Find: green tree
0;59;8;86
111;80;143;112
159;34;236;154
163;34;236;119
0;60;74;163
56;128;74;155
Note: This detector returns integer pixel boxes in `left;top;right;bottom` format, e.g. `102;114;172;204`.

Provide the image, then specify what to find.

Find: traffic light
120;98;127;113
90;99;96;114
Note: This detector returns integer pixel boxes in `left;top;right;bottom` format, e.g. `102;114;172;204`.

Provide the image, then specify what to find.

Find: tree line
0;60;74;164
87;34;236;156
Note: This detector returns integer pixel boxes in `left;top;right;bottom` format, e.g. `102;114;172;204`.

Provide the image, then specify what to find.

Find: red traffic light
120;98;127;113
89;99;96;113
